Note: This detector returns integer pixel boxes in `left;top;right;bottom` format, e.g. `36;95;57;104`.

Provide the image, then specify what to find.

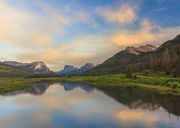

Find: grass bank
41;74;180;95
0;78;31;94
0;74;180;95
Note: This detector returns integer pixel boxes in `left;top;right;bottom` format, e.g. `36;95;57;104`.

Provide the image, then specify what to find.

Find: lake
0;82;180;128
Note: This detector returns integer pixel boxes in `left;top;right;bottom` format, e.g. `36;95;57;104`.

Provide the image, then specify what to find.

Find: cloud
115;110;157;123
62;4;99;28
114;110;169;127
15;18;180;70
1;1;180;71
0;1;71;48
109;19;180;47
16;34;117;70
0;1;102;70
98;4;137;24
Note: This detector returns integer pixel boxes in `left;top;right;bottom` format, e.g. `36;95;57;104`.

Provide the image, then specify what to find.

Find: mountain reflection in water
2;82;94;96
0;82;180;128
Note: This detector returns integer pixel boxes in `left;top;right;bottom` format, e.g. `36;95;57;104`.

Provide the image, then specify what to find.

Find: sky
0;0;180;70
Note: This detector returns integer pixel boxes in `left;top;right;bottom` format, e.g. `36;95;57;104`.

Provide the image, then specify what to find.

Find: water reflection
0;82;180;128
98;86;180;116
1;82;51;96
60;82;94;92
2;82;94;96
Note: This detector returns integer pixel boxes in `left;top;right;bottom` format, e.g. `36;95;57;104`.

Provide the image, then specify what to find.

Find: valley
1;1;180;127
0;35;180;95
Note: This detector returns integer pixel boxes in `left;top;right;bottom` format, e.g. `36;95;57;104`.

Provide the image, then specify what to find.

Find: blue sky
0;0;180;70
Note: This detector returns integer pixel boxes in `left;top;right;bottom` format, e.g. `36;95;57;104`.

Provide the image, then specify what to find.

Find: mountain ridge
87;35;180;76
3;61;51;74
59;63;94;75
0;62;32;77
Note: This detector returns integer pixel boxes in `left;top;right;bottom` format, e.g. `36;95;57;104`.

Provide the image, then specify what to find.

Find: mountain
0;62;32;77
59;65;78;75
87;35;180;76
79;63;95;72
3;61;51;74
59;63;94;75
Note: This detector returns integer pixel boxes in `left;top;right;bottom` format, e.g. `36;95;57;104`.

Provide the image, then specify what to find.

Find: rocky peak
79;63;94;72
175;34;180;40
30;61;50;74
146;44;158;49
59;63;94;75
81;63;94;68
64;65;74;69
125;46;139;55
3;61;50;74
31;61;48;69
59;65;78;75
32;61;45;65
125;44;158;55
64;65;78;70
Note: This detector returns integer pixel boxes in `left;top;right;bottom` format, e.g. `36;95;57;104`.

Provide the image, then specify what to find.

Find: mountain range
0;34;179;77
87;35;180;76
58;63;94;75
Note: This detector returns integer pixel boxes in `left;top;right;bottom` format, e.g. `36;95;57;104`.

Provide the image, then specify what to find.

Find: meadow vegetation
0;74;180;95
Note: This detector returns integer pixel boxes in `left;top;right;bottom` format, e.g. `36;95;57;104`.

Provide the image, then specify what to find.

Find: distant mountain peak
59;63;94;75
31;61;49;70
125;44;158;55
82;63;94;68
79;63;94;72
145;44;158;49
3;61;50;74
125;46;139;55
64;65;77;69
32;61;45;64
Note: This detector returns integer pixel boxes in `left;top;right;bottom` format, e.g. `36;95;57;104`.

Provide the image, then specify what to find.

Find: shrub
126;72;132;78
167;81;180;89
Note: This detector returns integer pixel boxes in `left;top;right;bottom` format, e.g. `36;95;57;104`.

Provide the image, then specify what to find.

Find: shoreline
0;74;180;95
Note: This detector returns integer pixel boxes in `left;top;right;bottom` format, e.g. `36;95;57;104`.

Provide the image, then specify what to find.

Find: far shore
0;74;180;95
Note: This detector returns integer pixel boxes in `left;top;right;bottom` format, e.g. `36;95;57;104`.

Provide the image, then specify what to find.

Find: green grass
0;78;31;93
0;74;180;95
42;74;180;94
0;63;32;77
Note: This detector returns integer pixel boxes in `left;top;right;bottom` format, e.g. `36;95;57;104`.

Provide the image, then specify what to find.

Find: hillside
0;62;32;77
3;61;51;74
87;35;180;76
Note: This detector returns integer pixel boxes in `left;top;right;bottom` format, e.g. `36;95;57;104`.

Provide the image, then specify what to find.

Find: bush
166;81;180;89
133;74;137;79
126;72;132;78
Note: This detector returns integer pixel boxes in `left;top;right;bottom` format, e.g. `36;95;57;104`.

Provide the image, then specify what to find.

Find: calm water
0;82;180;128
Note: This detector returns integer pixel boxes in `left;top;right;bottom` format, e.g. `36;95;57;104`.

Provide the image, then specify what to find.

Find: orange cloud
98;4;137;24
109;19;180;47
115;110;159;127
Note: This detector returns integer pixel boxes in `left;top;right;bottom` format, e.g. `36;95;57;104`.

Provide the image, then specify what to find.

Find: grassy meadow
0;74;180;95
